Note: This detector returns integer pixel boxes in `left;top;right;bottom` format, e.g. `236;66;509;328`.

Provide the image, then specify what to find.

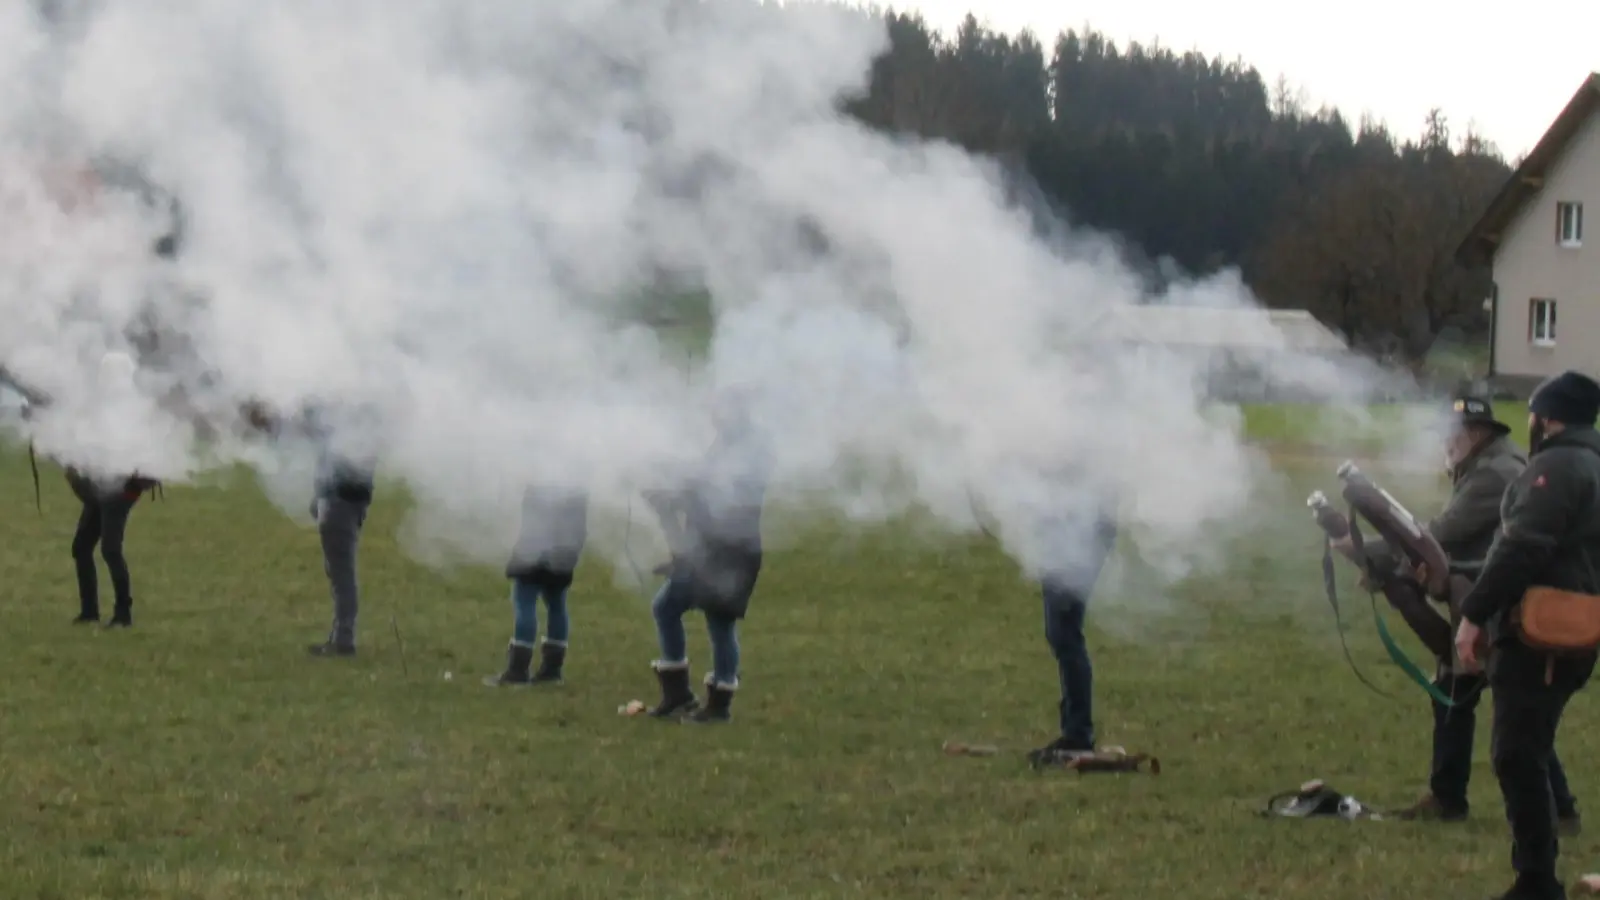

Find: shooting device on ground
942;740;1160;773
1262;779;1383;820
1308;461;1476;706
1033;745;1161;775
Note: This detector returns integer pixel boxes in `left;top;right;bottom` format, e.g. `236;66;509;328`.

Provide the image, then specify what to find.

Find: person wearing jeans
641;393;770;724
236;399;375;657
59;352;159;629
310;487;370;656
486;486;589;686
66;467;156;628
304;414;376;658
1029;497;1119;765
647;560;757;721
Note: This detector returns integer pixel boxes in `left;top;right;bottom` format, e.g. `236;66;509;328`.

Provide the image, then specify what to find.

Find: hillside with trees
841;12;1511;370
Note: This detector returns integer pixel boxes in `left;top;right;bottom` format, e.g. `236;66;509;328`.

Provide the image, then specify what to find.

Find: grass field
3;421;1595;899
1239;400;1533;450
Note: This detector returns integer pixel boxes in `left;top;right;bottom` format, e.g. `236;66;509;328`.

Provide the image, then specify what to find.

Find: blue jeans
652;578;739;687
1043;583;1094;748
511;580;570;647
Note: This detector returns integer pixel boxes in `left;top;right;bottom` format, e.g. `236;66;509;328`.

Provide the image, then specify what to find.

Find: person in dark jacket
1027;480;1120;766
485;485;589;686
1346;396;1579;828
1456;371;1600;900
640;393;772;724
305;411;377;658
238;400;375;656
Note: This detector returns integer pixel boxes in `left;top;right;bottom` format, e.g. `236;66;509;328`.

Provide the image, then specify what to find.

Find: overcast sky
903;1;1599;160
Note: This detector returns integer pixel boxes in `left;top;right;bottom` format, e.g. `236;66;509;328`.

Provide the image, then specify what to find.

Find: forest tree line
841;12;1512;368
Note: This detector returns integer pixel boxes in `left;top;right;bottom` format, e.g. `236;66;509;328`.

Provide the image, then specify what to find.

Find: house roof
1456;72;1600;267
1088;305;1348;353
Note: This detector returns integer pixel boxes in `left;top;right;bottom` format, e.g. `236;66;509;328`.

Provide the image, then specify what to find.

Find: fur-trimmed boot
686;675;735;724
647;661;699;718
530;641;566;684
483;643;534;686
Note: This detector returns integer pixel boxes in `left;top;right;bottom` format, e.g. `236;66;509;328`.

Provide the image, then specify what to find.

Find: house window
1558;202;1584;246
1529;298;1557;346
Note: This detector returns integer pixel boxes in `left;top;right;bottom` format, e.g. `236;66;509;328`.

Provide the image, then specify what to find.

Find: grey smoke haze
0;0;1420;591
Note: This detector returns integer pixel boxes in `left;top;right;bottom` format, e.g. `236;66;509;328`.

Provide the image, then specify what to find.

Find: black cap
1452;395;1511;435
1529;371;1600;427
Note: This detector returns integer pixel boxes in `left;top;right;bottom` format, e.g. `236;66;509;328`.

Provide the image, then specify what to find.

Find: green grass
1241;401;1533;449
2;444;1595;899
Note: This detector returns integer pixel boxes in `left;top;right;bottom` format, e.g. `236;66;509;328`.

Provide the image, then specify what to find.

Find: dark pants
1488;643;1597;894
1043;585;1094;748
1430;672;1575;817
1039;515;1117;749
71;494;138;619
317;496;368;647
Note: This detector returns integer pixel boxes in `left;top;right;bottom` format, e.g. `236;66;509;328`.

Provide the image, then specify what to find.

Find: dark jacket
1460;427;1600;653
1358;434;1523;575
505;486;590;589
65;466;158;504
1430;434;1527;562
314;450;376;505
656;427;772;619
304;408;376;505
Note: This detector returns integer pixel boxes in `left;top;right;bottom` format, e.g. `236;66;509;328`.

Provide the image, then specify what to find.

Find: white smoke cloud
0;0;1413;594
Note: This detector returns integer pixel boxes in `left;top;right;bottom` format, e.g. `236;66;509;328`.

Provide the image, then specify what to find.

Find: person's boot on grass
1395;793;1468;823
648;662;699;719
308;628;356;658
530;641;565;685
106;598;133;629
686;676;735;724
1027;735;1095;767
484;643;533;686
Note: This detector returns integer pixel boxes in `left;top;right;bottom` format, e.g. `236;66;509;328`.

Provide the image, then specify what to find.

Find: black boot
106;601;133;629
307;639;356;658
1027;736;1095;768
483;643;533;686
1490;873;1567;899
647;663;699;718
686;677;735;724
73;611;99;625
530;642;565;684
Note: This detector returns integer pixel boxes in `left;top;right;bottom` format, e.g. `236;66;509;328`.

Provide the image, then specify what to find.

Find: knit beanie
1529;371;1600;427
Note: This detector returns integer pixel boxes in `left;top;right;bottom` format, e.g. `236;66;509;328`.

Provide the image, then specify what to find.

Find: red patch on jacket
1533;475;1547;488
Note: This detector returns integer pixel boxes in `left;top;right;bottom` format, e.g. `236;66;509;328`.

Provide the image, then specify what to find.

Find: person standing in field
1026;477;1120;766
485;484;589;686
1334;394;1580;830
304;407;378;658
1455;371;1600;900
237;400;377;658
64;351;162;628
639;391;771;724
